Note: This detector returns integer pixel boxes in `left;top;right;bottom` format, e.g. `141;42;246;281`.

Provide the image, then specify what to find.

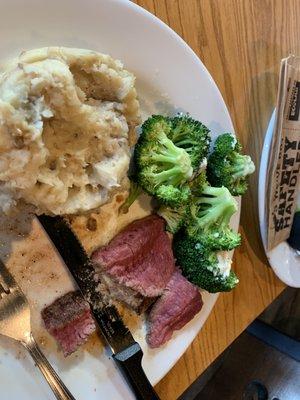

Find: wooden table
133;1;294;398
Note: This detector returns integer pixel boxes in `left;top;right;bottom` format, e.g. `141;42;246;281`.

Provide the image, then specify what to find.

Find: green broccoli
157;203;190;234
155;184;191;207
119;180;143;214
135;115;193;207
189;170;207;196
187;184;241;251
170;115;211;170
134;114;211;207
207;133;255;195
173;234;239;293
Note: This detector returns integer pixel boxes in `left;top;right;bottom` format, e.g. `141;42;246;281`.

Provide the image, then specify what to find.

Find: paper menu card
266;55;300;251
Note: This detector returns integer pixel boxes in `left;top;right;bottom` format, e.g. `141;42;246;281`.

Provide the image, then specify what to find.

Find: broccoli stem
173;139;198;147
202;186;228;197
149;132;193;184
119;181;143;214
158;205;186;233
194;186;237;229
159;132;183;152
232;154;255;179
152;165;191;186
150;152;188;167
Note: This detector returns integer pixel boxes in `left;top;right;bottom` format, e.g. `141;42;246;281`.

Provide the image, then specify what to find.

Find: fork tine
0;259;17;289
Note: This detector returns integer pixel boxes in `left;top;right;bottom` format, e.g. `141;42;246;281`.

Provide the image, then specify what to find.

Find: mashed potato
0;47;140;215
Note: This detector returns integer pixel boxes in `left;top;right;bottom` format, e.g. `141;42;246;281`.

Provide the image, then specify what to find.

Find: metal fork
0;259;75;400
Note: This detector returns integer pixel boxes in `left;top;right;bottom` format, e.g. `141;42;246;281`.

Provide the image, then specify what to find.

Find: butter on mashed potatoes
0;47;140;215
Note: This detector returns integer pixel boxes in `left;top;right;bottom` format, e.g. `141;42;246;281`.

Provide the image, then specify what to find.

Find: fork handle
23;334;76;400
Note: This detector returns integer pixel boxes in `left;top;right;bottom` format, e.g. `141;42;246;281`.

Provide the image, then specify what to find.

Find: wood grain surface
196;330;300;400
133;0;297;398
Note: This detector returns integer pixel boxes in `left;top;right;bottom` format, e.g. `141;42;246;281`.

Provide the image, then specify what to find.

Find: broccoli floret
156;184;191;207
189;170;207;196
198;228;241;251
157;203;190;234
187;185;240;251
135;115;193;206
207;133;255;195
173;234;239;293
170;115;211;170
119;180;143;214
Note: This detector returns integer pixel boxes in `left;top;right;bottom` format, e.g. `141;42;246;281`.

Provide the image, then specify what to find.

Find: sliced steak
42;291;96;357
92;215;175;311
97;273;153;313
147;270;203;348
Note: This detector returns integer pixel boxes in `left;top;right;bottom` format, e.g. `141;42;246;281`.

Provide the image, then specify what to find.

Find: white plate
258;110;300;287
0;0;239;399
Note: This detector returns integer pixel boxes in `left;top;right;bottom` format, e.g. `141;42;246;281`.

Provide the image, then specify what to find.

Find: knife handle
113;343;160;400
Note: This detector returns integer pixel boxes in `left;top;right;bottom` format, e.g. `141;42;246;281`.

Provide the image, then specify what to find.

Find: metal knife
37;215;159;400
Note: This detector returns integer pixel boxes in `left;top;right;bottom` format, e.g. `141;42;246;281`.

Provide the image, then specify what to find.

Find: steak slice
147;270;203;348
92;215;175;311
42;291;96;357
97;273;153;313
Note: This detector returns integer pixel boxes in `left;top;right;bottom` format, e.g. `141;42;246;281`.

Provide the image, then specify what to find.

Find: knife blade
38;215;159;400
